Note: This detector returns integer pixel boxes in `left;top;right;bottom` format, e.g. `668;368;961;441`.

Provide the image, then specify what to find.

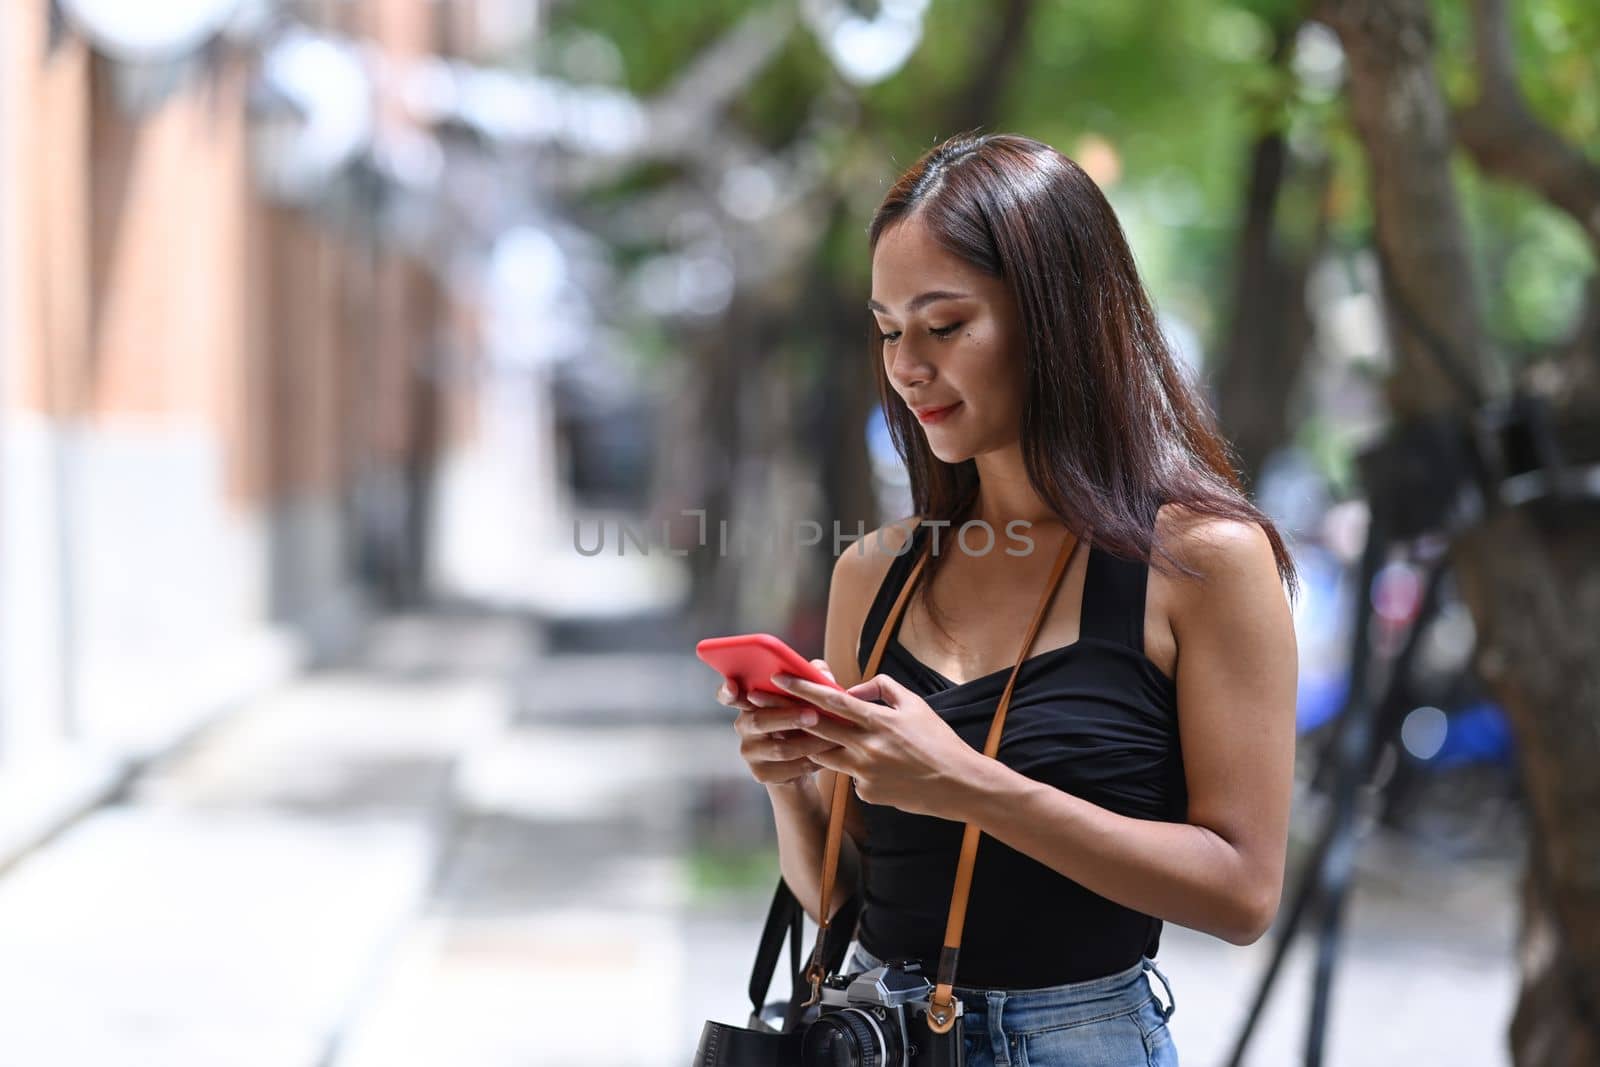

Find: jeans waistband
847;940;1176;1033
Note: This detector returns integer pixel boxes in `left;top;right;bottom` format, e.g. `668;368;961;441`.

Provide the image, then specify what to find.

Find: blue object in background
1297;673;1349;735
1292;543;1353;734
1432;701;1515;768
866;403;897;465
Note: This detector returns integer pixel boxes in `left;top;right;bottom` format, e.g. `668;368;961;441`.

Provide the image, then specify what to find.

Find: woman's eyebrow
866;290;970;315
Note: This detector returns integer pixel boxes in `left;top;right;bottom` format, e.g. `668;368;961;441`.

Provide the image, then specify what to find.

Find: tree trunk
1454;510;1600;1066
1213;20;1331;491
1321;0;1499;413
780;193;887;652
813;195;881;541
1322;1;1600;1062
793;0;1044;642
1215;128;1334;488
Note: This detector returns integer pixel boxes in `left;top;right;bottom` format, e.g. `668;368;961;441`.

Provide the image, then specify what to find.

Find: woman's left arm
952;517;1299;945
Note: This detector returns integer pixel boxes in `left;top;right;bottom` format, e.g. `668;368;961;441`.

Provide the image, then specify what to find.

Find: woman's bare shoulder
831;514;922;589
1153;503;1276;582
1146;502;1282;677
824;515;922;684
1151;502;1284;624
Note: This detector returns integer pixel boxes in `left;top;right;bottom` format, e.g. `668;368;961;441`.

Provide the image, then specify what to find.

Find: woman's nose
887;340;933;390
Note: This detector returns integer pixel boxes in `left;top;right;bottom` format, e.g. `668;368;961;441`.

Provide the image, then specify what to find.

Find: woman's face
869;214;1027;464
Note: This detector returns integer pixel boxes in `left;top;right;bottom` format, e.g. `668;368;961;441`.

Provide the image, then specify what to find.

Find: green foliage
685;842;781;903
856;1;998;153
1432;0;1600;151
1525;4;1600;145
581;160;689;217
1295;411;1361;498
999;0;1281;194
618;315;679;374
1456;157;1597;355
1421;0;1600;359
730;28;835;149
543;0;1598;443
544;0;759;95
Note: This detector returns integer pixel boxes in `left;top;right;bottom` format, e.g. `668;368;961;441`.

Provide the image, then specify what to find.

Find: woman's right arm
767;542;874;924
722;679;852;925
724;524;906;923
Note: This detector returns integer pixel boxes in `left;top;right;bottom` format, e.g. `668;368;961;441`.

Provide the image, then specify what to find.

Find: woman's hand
769;670;982;819
720;659;846;787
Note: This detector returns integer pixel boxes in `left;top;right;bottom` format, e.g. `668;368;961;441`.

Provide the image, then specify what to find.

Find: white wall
0;416;301;763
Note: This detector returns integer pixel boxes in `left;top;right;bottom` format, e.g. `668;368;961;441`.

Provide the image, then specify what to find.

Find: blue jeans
845;941;1178;1067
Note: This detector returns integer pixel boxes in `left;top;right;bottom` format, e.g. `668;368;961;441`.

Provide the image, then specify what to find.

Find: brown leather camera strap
804;523;1079;1032
803;532;931;1006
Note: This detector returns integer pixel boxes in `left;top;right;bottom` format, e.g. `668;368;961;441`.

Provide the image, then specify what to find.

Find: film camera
694;957;964;1066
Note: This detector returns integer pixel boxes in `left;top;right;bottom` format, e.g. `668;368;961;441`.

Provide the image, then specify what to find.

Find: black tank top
852;521;1188;989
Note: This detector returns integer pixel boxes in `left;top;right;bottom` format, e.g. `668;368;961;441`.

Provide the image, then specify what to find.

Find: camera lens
799;1007;902;1067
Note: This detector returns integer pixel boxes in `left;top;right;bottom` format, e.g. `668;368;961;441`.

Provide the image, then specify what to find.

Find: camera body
804;958;965;1066
693;958;966;1066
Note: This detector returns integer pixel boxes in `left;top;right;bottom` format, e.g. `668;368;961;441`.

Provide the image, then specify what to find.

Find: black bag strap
748;877;804;1017
746;876;860;1031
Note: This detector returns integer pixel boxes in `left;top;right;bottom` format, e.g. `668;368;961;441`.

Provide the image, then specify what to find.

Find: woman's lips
914;402;962;424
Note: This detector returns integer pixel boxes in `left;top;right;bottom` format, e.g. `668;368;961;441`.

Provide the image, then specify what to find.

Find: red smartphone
695;632;849;721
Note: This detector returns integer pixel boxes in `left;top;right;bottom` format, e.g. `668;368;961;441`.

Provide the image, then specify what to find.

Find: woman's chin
926;439;974;464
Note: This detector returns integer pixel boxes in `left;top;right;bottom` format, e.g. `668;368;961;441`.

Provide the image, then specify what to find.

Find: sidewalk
331;631;761;1067
0;612;520;1066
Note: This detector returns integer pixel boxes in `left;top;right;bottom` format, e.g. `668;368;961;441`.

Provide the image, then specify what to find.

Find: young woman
717;132;1299;1067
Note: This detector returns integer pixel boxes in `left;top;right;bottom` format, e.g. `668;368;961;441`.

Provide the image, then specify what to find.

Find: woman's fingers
725;658;840;786
759;731;840;763
715;679;753;710
746;685;818;711
770;673;874;728
751;757;822;784
734;705;821;740
734;703;837;785
718;678;798;714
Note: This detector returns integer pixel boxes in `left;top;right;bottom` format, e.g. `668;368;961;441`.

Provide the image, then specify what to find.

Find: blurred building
0;0;534;860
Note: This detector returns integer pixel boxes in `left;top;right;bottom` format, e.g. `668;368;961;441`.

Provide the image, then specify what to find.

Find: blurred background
0;0;1595;1064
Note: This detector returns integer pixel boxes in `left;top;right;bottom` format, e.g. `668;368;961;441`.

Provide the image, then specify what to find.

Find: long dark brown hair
868;131;1299;636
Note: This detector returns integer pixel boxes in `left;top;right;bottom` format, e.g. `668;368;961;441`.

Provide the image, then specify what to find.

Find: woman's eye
880;324;961;345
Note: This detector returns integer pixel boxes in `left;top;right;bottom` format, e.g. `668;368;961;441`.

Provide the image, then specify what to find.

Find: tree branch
1317;0;1498;415
945;0;1036;136
1454;0;1600;248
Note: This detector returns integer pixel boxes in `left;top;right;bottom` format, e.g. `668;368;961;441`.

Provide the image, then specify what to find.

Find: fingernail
772;672;792;686
800;711;817;726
